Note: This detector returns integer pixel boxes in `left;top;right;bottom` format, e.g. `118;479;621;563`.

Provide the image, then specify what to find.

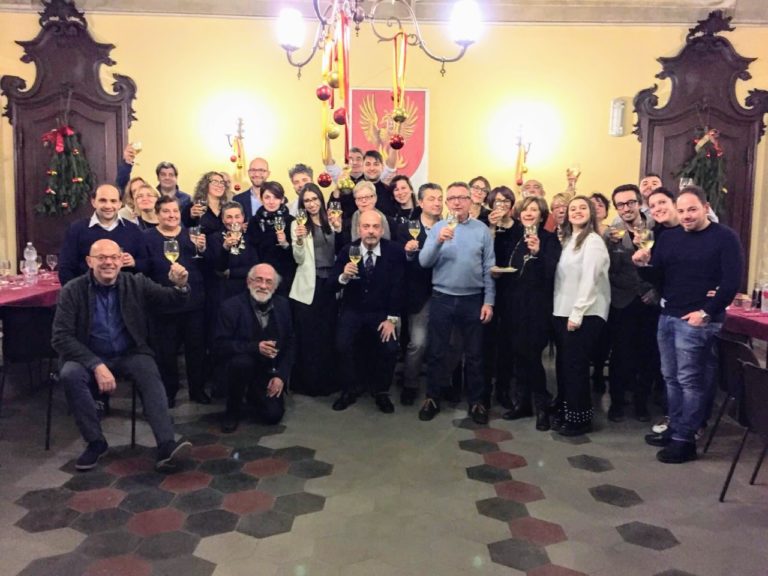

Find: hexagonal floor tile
120;488;175;513
17;553;91;576
474;428;514;443
67;487;126;513
127;507;186;537
63;472;116;492
257;474;306;497
476;497;529;522
15;507;80;533
104;457;156;477
150;554;216;576
589;484;643;508
272;446;316;461
82;554;153;576
466;464;512;484
495;479;545;503
190;444;232;461
15;487;74;510
616;521;680;550
198;458;244;475
242;458;291;478
209;472;260;493
508;517;567;546
184;509;239;537
483;451;527;469
222;490;275;515
77;530;142;558
274;492;325;515
71;508;132;534
237;509;294;539
114;472;165;494
160;471;213;494
288;459;333;479
135;530;200;560
458;438;499;454
567;454;615;473
488;537;550;571
172;487;224;514
229;445;275;461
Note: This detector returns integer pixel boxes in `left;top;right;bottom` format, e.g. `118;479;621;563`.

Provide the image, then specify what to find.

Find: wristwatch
387;316;399;327
699;310;710;323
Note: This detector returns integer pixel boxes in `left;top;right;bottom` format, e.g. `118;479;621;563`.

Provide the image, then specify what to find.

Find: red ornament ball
230;155;238;163
316;84;332;101
61;202;69;208
234;183;242;192
318;172;333;188
389;134;405;150
333;108;347;126
72;149;80;155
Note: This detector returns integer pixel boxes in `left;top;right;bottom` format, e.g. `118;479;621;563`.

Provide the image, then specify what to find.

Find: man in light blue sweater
418;182;496;424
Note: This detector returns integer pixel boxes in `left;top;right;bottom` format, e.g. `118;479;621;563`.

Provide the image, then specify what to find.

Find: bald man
58;183;147;285
52;239;193;472
233;158;270;218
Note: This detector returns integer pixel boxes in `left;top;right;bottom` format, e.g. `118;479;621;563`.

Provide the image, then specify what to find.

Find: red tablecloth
0;276;60;308
724;308;768;342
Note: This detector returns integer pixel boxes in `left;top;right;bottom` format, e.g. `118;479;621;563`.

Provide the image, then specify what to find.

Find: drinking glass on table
0;260;11;288
46;254;58;271
163;239;180;264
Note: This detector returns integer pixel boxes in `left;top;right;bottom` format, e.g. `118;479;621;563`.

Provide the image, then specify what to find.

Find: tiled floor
1;363;767;576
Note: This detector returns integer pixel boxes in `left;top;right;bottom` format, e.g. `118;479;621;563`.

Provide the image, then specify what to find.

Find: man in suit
331;210;406;413
215;263;294;433
233;157;270;218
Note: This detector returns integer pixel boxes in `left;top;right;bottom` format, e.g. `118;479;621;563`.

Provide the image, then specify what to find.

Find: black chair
719;360;768;502
703;333;759;454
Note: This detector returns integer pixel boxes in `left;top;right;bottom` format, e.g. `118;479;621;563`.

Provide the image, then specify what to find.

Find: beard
249;287;273;304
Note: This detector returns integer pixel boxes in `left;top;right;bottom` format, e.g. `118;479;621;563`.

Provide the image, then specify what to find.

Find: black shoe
644;431;672;447
75;439;109;471
536;410;551;431
502;404;534;421
400;387;418;406
607;405;625;423
155;440;193;473
548;402;564;431
656;440;697;464
375;394;395;414
418;398;440;421
191;391;212;405
635;402;650;423
332;392;357;411
495;389;513;410
558;421;592;437
469;403;489;426
221;416;239;434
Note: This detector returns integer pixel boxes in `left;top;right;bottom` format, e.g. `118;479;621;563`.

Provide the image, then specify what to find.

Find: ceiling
0;0;766;25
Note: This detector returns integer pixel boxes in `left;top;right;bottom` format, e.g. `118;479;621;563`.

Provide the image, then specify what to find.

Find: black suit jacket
331;238;405;319
214;292;295;383
232;189;260;219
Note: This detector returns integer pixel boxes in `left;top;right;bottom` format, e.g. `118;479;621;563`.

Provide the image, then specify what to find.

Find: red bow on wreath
41;126;75;153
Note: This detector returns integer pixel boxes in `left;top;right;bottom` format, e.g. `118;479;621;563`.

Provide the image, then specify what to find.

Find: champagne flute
408;218;421;240
190;226;203;259
46;254;58;271
348;245;361;280
295;209;308;247
163;239;180;264
226;221;243;255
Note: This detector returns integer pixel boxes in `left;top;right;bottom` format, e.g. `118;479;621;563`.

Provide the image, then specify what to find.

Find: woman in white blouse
552;195;611;436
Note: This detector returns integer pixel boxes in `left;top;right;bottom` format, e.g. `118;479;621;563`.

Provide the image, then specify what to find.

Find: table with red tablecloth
0;275;61;308
723;308;768;363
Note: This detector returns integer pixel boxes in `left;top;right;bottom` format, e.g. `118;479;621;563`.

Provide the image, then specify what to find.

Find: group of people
51;142;743;472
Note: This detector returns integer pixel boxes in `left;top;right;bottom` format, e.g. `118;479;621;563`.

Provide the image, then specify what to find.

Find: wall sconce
609;97;625;137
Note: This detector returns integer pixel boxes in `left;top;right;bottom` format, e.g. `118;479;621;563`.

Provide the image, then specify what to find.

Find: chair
719;361;768;502
703;333;759;454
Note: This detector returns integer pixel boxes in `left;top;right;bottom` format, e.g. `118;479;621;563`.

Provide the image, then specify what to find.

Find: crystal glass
446;212;458;230
46;254;58;271
190;226;203;259
348;245;361;279
163;239;180;264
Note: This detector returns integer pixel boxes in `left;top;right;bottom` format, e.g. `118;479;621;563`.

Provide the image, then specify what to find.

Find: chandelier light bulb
449;0;481;46
277;8;306;51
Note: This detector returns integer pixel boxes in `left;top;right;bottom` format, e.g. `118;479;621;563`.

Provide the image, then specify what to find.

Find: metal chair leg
131;382;137;449
704;395;731;454
719;428;749;502
749;443;767;485
45;374;54;451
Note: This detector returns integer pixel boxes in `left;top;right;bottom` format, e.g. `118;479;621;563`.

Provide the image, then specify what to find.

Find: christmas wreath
676;128;727;218
37;125;94;216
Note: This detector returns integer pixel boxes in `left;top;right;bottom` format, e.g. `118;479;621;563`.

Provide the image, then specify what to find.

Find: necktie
365;250;375;275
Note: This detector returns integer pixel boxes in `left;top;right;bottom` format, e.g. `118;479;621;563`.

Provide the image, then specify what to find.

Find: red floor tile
484;451;528;469
242;458;291;478
509;517;568;547
105;457;156;477
191;444;232;461
527;563;588;576
222;490;275;515
475;428;514;443
83;554;152;576
160;471;212;493
67;488;126;513
126;507;186;537
495;480;546;503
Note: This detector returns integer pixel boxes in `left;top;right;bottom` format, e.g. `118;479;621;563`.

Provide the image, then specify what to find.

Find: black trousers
224;354;285;424
335;310;399;396
152;309;207;400
608;298;660;407
553;315;605;424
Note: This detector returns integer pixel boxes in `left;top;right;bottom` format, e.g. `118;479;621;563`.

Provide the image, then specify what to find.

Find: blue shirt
88;281;132;359
419;218;496;306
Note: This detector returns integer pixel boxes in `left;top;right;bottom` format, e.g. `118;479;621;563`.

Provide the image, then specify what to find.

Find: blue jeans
425;292;485;405
657;315;720;444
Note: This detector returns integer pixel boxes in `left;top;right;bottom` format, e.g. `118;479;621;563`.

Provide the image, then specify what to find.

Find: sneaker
155;440;193;473
469;403;489;426
656;440;697;464
651;416;670;434
75;439;109;471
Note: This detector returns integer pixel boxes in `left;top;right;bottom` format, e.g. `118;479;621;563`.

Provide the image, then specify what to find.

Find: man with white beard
215;264;295;433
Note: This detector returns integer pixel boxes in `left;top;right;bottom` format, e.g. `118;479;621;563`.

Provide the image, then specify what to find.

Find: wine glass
195;198;208;219
46;254;58;271
130;141;143;166
163;239;180;264
269;340;280;376
0;259;11;288
609;224;627;252
273;215;285;245
328;200;342;219
35;255;42;271
446;212;458;231
190;226;203;259
295;209;308;246
348;245;361;280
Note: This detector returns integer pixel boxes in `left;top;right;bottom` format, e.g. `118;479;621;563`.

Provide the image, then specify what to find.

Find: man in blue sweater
634;185;743;463
58;184;147;285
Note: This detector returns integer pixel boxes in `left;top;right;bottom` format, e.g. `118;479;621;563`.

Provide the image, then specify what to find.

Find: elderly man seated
215;263;294;433
51;239;193;472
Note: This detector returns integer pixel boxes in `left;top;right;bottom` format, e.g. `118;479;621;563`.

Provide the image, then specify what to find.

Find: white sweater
554;232;611;324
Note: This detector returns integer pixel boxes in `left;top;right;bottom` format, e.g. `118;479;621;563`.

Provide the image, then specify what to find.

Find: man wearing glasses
418;182;496;425
234;157;270;218
52;239;193;472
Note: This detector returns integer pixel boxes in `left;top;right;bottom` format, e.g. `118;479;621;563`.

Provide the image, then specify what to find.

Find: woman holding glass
208;201;260;300
182;171;228;235
144;196;209;406
245;181;295;296
499;197;562;430
551;196;610;436
289;184;343;396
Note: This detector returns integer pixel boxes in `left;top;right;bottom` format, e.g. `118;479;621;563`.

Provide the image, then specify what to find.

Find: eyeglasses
493;199;512;206
446;195;471;202
471;185;489;194
248;168;268;173
91;254;121;263
209;178;226;186
355;194;376;201
615;199;639;210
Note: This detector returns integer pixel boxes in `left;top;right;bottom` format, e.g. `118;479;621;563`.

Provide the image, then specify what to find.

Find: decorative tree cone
338;176;355;192
392;107;408;123
234;184;242;191
390;134;405;150
316;84;332;101
318;172;333;187
230;155;238;162
333;107;347;125
327;126;341;139
329;71;340;89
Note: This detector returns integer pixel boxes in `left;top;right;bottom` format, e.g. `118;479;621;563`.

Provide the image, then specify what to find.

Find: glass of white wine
407;219;421;251
295;209;308;246
163;239;180;264
348;245;361;280
46;254;58;271
328;201;342;219
446;212;458;231
130;141;143;166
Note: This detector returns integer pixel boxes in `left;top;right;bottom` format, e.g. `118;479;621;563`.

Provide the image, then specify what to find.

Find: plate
491;266;518;274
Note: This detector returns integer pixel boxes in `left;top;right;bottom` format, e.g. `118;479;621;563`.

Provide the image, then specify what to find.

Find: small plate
491;266;518;274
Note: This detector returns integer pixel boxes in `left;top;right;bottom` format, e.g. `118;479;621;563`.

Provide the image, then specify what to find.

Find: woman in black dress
182;171;228;235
